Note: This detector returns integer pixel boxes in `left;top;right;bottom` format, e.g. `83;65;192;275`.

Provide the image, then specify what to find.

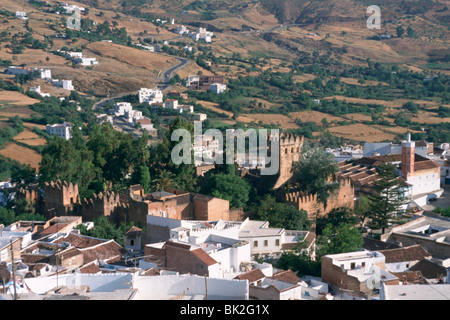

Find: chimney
401;133;415;178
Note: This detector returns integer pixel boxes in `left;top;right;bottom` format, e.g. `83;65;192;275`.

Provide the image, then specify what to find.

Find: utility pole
10;239;17;301
204;274;208;300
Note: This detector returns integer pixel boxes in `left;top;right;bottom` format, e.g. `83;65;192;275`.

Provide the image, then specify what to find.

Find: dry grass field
327;123;397;142
236;113;299;129
0;91;40;106
0;142;42;170
14;129;47;146
0;106;38;119
289;111;347;124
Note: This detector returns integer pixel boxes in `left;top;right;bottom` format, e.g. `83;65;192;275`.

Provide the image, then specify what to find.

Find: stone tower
273;133;304;190
43;180;79;217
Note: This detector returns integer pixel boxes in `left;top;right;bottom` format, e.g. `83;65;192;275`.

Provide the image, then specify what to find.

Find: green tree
316;223;363;257
316;207;356;235
355;195;372;227
367;162;407;234
201;170;251;209
252;195;311;230
276;251;321;277
291;143;340;208
152;169;178;191
396;26;405;38
132;165;151;193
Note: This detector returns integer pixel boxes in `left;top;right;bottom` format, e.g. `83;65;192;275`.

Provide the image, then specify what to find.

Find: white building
114;102;133;116
29;86;51;98
194;113;207;122
15;11;27;20
185;75;199;87
52;79;74;90
79;57;98;66
380;282;450;300
138;88;163;104
183;46;193;52
164;99;178;110
65;51;83;59
125;110;143;123
133;274;248;300
191;28;213;43
175;25;189;35
209;83;227;94
46;122;72;140
62;4;85;12
38;69;52;80
135;44;155;52
6;67;51;80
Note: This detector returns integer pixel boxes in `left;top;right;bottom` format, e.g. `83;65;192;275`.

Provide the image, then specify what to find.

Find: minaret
401;133;415;178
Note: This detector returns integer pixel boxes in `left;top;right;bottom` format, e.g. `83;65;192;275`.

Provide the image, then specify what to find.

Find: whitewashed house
46;122;72;140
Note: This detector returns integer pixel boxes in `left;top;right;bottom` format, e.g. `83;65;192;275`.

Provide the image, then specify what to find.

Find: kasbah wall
271;133;355;219
17;180;245;227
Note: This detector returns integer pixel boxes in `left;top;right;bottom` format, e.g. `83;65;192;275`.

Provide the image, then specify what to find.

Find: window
254;241;258;247
350;262;355;269
275;239;280;246
362;262;365;268
264;240;268;247
130;239;135;246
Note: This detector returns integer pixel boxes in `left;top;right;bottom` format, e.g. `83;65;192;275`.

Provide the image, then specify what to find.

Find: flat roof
383;284;450;300
239;220;284;238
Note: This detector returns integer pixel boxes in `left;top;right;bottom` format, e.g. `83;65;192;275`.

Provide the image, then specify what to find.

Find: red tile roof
38;223;72;236
78;262;101;274
79;240;124;264
379;245;432;263
271;270;301;284
234;268;265;283
54;232;107;248
191;248;217;266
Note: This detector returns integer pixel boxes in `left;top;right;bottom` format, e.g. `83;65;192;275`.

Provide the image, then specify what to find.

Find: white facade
52;79;74;90
39;69;52;80
79;58;98;66
186;75;199;87
114;102;133;116
15;11;27;20
191;28;213;42
194;113;207;121
408;172;441;197
177;105;194;113
175;25;189;35
138;88;163;104
30;86;51;98
62;4;85;12
238;220;285;256
133;274;248;300
46;122;72;140
164;99;178;109
66;51;83;59
209;83;227;94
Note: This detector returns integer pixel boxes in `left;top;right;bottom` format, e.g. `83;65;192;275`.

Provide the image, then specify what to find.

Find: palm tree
152;169;178;191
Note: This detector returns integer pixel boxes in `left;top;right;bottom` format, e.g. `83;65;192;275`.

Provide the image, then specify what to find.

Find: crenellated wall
284;177;355;219
43;180;79;217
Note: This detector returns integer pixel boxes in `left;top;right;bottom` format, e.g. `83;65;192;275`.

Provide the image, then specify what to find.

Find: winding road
92;53;191;111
